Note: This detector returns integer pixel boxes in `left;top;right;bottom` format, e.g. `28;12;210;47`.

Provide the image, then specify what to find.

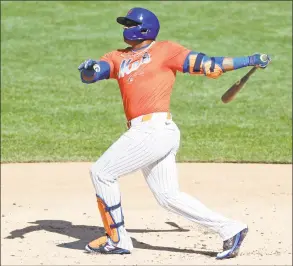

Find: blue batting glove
78;61;86;71
248;53;271;69
78;59;98;71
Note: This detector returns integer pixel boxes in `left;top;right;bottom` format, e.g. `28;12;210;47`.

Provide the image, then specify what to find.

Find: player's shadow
5;220;218;257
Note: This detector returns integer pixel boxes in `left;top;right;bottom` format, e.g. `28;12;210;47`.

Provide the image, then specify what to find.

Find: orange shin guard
96;195;124;243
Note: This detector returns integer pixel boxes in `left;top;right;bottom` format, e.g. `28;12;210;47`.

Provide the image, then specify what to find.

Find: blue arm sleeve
207;56;250;72
80;61;111;84
183;51;251;75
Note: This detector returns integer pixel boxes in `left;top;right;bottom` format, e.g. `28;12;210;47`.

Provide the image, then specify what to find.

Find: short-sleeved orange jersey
100;41;191;121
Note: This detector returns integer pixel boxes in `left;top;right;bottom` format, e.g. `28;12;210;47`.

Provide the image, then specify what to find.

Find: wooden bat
221;66;257;103
221;54;269;103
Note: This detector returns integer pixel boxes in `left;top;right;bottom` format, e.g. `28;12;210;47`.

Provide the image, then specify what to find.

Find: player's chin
123;38;146;46
124;38;136;46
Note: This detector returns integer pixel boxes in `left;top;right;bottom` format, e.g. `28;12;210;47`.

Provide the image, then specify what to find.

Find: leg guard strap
110;221;124;229
105;202;121;212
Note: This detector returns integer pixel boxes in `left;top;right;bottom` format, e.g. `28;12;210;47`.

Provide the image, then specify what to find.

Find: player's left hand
78;59;98;71
249;53;271;69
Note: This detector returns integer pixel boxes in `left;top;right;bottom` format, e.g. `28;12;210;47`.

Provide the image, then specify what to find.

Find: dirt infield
1;163;292;265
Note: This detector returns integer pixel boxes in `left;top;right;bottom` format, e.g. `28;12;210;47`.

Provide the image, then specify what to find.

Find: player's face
121;19;142;45
122;26;139;46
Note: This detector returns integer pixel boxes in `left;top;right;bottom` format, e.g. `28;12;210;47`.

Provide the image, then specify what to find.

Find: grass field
1;1;292;163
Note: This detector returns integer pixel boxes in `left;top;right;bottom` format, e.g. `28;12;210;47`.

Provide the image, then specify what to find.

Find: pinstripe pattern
142;152;247;241
90;113;247;250
90;114;180;250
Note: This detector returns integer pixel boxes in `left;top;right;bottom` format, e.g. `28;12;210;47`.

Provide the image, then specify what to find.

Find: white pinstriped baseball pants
90;113;247;251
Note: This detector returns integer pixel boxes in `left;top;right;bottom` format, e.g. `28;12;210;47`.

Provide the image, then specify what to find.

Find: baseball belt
127;112;172;129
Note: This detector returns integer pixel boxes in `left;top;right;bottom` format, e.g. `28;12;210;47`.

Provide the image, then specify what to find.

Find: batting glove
249;53;271;69
78;59;98;71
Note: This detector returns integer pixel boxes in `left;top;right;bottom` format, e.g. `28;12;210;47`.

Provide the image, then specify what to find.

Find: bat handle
248;66;257;75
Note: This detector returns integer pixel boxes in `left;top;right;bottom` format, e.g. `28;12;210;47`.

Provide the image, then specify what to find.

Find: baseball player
78;7;271;259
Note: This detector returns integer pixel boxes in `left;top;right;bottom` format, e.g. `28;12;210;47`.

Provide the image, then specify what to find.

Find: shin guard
96;195;124;244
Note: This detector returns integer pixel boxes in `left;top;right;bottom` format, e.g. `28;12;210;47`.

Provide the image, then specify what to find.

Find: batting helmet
116;7;160;41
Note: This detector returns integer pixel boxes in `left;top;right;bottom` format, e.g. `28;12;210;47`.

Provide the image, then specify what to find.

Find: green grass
1;1;292;163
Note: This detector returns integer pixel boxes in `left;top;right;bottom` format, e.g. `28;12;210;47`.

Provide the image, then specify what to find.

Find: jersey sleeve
100;51;117;79
164;41;191;72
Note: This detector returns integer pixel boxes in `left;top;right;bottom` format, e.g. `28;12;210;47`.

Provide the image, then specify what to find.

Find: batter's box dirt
1;163;292;265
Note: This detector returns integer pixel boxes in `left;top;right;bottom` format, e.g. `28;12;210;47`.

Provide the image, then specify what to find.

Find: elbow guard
80;61;110;84
183;52;223;79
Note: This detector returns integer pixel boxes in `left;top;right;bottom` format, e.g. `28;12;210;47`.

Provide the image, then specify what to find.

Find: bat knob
260;54;268;62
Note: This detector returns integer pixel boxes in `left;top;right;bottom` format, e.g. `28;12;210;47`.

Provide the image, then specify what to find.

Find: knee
89;164;100;183
90;163;116;184
154;191;179;210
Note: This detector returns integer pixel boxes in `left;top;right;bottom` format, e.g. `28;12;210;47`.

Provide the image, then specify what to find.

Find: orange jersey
100;41;191;121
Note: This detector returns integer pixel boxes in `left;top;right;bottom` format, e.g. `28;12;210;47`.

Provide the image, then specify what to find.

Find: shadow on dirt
6;220;218;257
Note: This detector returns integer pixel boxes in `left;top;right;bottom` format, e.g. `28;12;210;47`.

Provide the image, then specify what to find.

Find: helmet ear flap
140;27;149;34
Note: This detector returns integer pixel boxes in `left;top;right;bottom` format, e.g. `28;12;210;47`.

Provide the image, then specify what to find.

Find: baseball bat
221;54;269;103
221;66;257;103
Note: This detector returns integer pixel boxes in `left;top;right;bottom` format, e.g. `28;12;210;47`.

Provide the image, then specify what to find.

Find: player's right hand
78;59;98;71
249;54;271;69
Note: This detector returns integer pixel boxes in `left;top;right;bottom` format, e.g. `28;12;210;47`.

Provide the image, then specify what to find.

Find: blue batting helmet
116;7;160;41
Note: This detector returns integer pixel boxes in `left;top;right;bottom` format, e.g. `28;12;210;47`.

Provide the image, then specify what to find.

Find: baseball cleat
216;227;248;259
85;235;131;255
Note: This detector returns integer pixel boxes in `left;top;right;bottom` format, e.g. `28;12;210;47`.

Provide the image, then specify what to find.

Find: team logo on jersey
118;52;151;79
